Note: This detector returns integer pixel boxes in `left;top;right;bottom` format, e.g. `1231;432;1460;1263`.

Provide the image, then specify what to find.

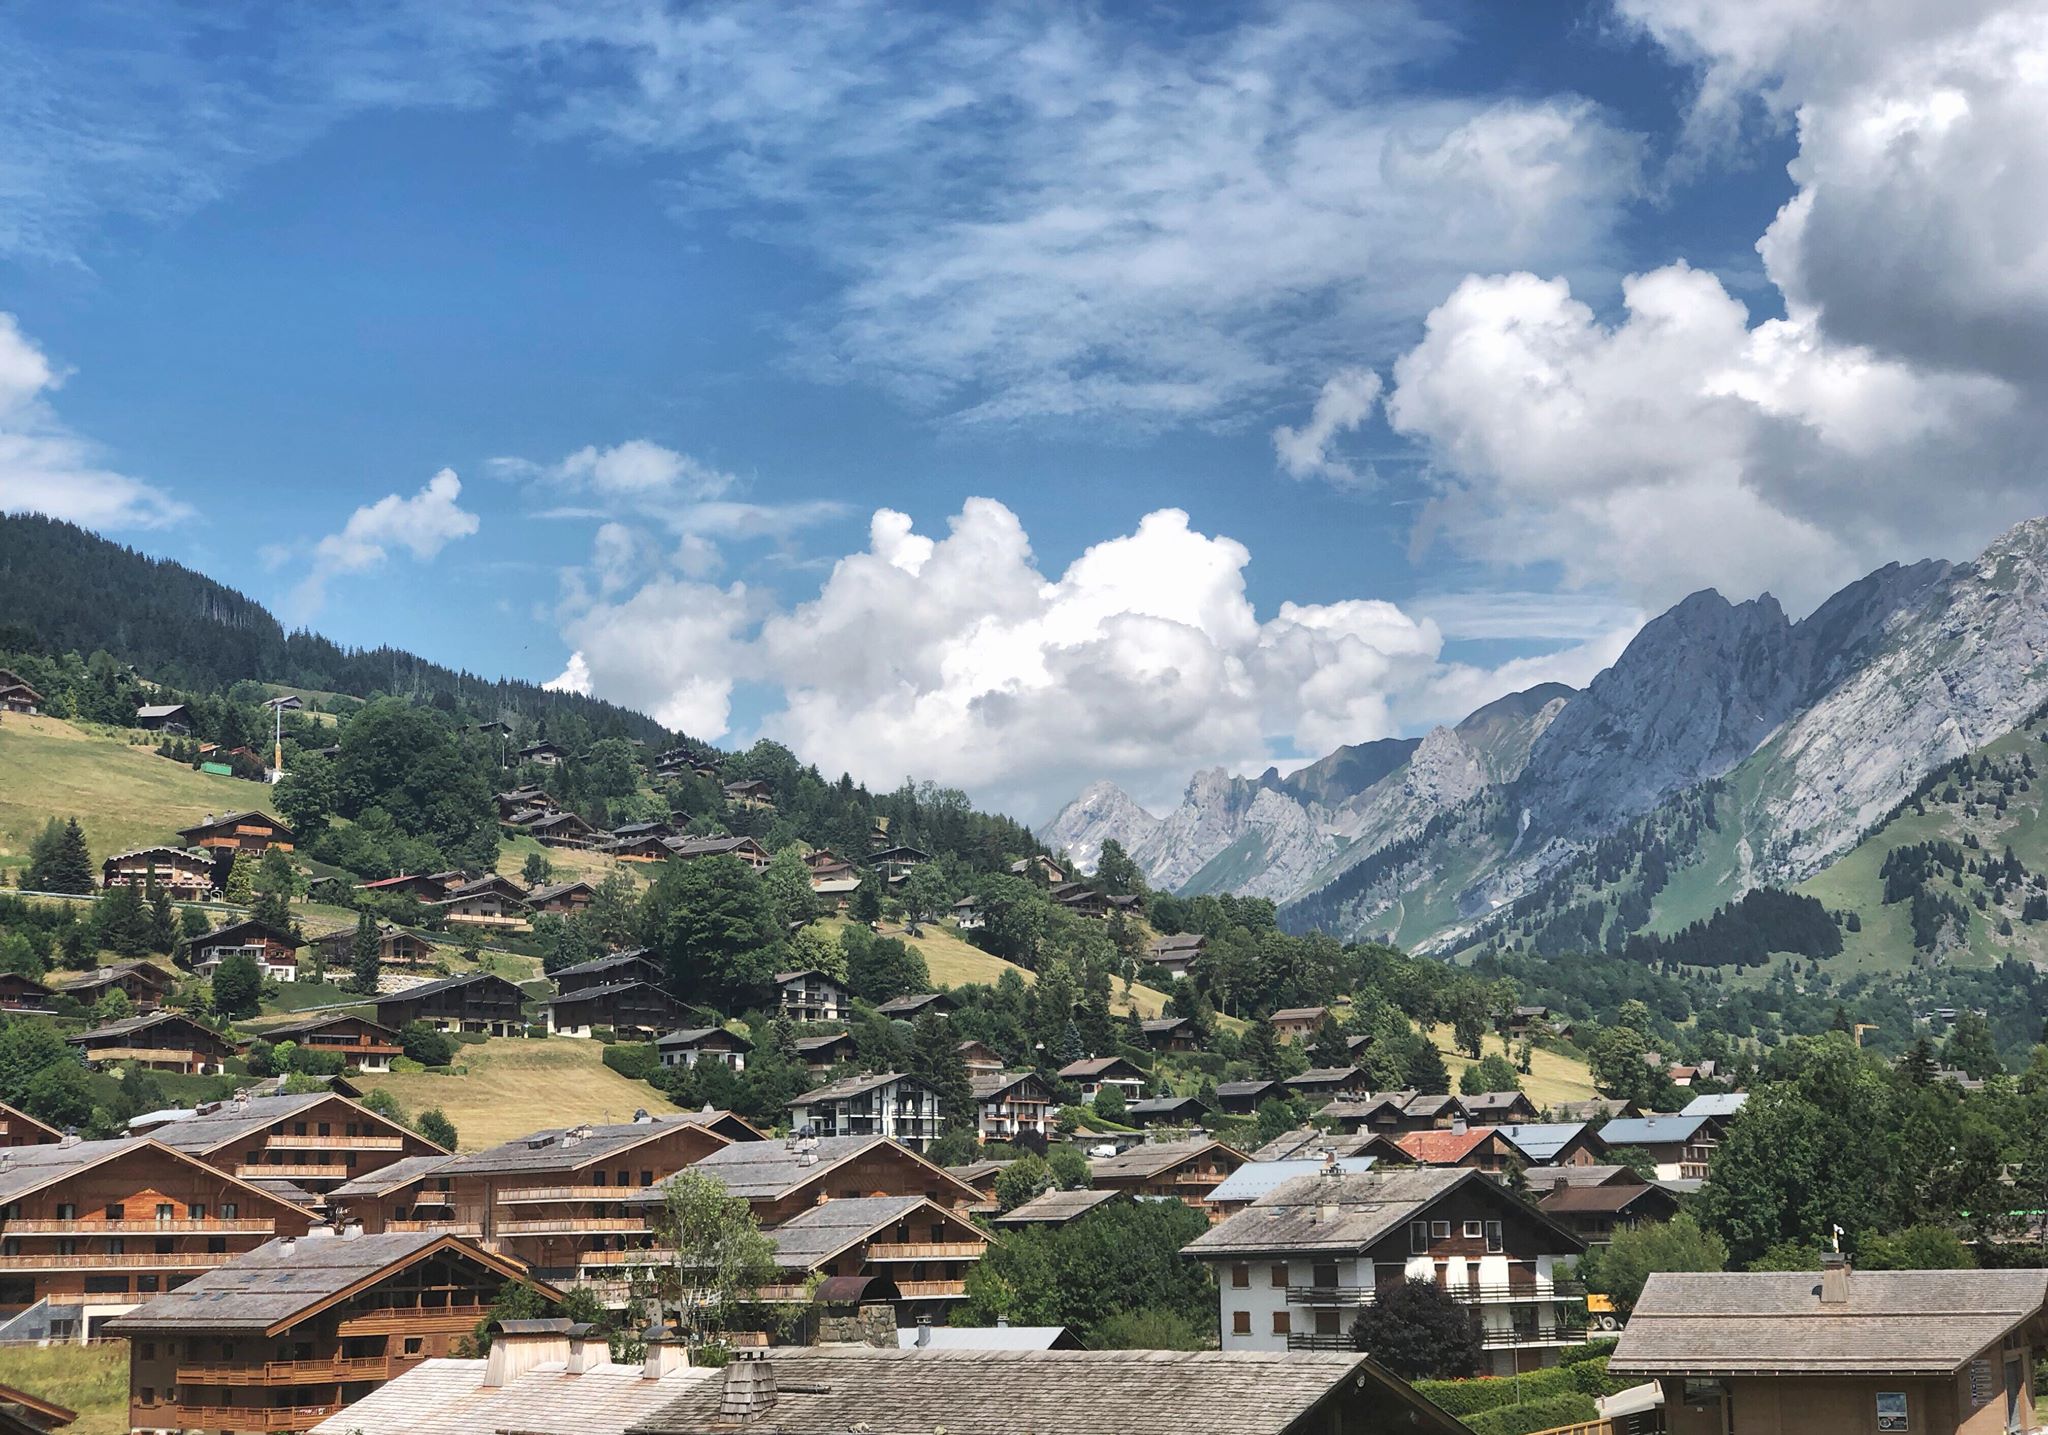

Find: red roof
1393;1128;1500;1165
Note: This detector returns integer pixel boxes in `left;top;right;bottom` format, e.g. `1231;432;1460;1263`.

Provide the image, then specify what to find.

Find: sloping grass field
0;1342;128;1435
353;1035;682;1150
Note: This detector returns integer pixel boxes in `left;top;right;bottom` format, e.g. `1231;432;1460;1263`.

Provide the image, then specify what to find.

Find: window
641;1170;654;1187
1312;1262;1339;1289
1463;1220;1483;1239
1271;1311;1290;1335
190;1204;206;1220
83;1276;127;1294
403;1337;423;1356
1431;1220;1452;1240
317;1123;330;1137
1231;1263;1250;1289
293;1122;307;1136
1269;1263;1289;1289
140;1343;155;1360
139;1390;154;1407
1484;1221;1504;1254
1314;1311;1340;1337
1231;1311;1250;1335
137;1275;159;1293
1409;1220;1429;1254
592;1170;607;1187
54;1203;74;1220
220;1203;236;1219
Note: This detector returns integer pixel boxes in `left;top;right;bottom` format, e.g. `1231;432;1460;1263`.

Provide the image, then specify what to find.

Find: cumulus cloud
554;499;1637;816
290;468;480;618
1272;369;1383;482
499;439;737;502
0;312;189;529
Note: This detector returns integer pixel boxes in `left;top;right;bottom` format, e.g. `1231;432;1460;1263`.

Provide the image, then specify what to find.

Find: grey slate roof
790;1071;930;1106
1208;1156;1376;1205
1599;1115;1712;1146
1522;1163;1638;1192
1610;1269;2048;1377
148;1093;369;1154
655;1027;752;1051
310;1356;710;1435
765;1195;930;1269
1185;1168;1482;1258
1680;1092;1749;1119
327;1153;456;1198
1090;1138;1239;1182
648;1135;899;1202
105;1230;500;1333
624;1347;1465;1435
895;1326;1077;1351
68;1011;230;1046
550;950;658;980
993;1188;1120;1226
436;1115;720;1177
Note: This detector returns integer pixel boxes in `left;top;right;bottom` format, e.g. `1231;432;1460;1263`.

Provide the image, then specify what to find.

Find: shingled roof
765;1194;945;1269
646;1134;977;1206
1610;1268;2048;1377
149;1092;417;1156
106;1230;544;1335
436;1114;727;1177
310;1352;709;1435
1090;1138;1242;1182
624;1347;1466;1435
1185;1167;1581;1259
327;1153;455;1198
992;1188;1121;1227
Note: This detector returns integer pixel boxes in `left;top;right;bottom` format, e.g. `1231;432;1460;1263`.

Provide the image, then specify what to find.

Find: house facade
367;974;527;1037
1090;1139;1246;1216
1268;1007;1330;1043
970;1071;1056;1143
175;811;295;855
148;1091;445;1201
654;1027;751;1071
69;1014;239;1076
774;970;851;1024
187;920;303;983
1598;1114;1719;1182
538;982;694;1041
427;877;532;932
100;848;217;900
1056;1057;1147;1102
789;1074;942;1151
1185;1167;1588;1376
254;1016;406;1074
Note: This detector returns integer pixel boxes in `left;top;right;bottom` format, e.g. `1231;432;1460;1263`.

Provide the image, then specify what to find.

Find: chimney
633;1108;652;1124
642;1323;690;1381
915;1315;932;1348
1820;1253;1851;1305
58;1128;79;1149
563;1323;606;1375
1450;1116;1468;1136
995;1316;1009;1329
339;1219;363;1240
483;1319;575;1388
717;1354;776;1421
279;1235;297;1256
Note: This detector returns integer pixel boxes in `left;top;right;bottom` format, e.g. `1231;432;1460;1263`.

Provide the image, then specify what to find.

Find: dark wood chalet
308;925;438;973
185;919;302;984
795;1032;859;1074
134;703;194;734
0;670;44;716
664;835;770;869
175;811;295;854
538;982;696;1041
255;1015;406;1073
521;812;603;850
0;973;54;1013
427;875;532;932
366;973;528;1037
100;847;216;900
68;1013;240;1076
551;950;664;996
54;961;178;1011
525;879;596;915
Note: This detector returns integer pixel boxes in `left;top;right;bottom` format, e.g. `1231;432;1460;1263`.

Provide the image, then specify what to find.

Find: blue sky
3;1;2046;818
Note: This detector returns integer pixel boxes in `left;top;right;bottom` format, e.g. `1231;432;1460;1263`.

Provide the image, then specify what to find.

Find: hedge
602;1041;661;1083
1414;1366;1581;1417
1556;1338;1619;1367
1461;1392;1601;1435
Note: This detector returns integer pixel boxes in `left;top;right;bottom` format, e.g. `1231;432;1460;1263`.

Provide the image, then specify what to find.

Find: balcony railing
3;1218;274;1235
335;1303;491;1336
894;1280;968;1298
1285;1334;1354;1352
233;1164;350;1181
863;1241;986;1261
1479;1322;1588;1349
1288;1281;1585;1308
576;1248;672;1267
495;1186;636;1205
262;1135;406;1151
0;1251;230;1270
496;1218;651;1236
148;1404;341;1431
177;1356;393;1385
382;1220;482;1235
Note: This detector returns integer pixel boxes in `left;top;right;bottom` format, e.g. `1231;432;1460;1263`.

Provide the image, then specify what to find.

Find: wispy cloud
288;468;480;619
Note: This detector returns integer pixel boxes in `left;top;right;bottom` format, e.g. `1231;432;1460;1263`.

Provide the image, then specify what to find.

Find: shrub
1415;1366;1581;1417
1462;1393;1601;1435
602;1042;660;1083
452;1029;488;1045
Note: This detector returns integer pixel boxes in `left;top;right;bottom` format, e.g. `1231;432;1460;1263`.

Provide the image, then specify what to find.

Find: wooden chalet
654;1027;751;1071
551;949;665;995
663;835;770;869
762;1194;987;1314
186;919;302;983
994;1187;1123;1228
955;1040;1004;1076
366;974;528;1037
134;703;194;735
970;1071;1055;1143
0;973;54;1013
774;970;851;1024
667;1134;984;1229
1056;1056;1147;1102
350;874;458;903
1493;1122;1606;1168
521;812;603;851
865;846;931;882
100;847;216;900
524;879;595;915
0;1136;318;1342
1393;1125;1524;1176
493;788;558;822
0;670;44;716
1090;1138;1247;1217
427;875;531;932
1461;1091;1540;1126
253;1016;406;1074
947;895;984;930
149;1090;445;1200
872;992;953;1021
1283;1067;1369;1102
601;833;674;862
1537;1175;1679;1246
55;961;178;1011
1126;1094;1210;1126
110;1230;555;1433
789;1073;942;1151
69;1013;239;1076
1214;1079;1284;1115
516;741;567;767
795;1032;858;1074
1267;1006;1330;1044
1046;882;1106;917
1145;932;1204;980
1008;855;1066;885
607;818;676;844
1140;1017;1200;1052
0;1102;63;1147
175;811;295;855
538;982;695;1041
308;925;438;973
720;778;774;809
0;1381;72;1435
802;849;855;880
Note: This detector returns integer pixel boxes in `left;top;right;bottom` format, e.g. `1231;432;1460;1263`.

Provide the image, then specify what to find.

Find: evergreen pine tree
251;849;295;932
28;818;95;895
1406;1040;1452;1096
148;885;177;955
93;881;153;957
910;1011;973;1133
350;911;382;995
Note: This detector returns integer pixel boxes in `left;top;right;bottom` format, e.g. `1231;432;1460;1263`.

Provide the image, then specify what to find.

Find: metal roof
1207;1157;1376;1205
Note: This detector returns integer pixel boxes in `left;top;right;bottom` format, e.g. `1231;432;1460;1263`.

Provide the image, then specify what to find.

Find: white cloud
553;498;1630;817
501;439;738;502
544;651;592;697
1272;368;1382;482
0;312;189;529
290;468;480;617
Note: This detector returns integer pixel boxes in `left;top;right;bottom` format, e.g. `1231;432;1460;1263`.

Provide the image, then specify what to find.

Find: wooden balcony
496;1217;651;1236
80;1047;219;1066
336;1303;491;1336
575;1248;671;1267
149;1403;341;1431
382;1221;481;1235
3;1218;274;1235
262;1134;406;1151
894;1280;968;1298
494;1186;627;1204
176;1355;393;1386
0;1251;230;1270
863;1242;986;1261
233;1164;351;1180
1287;1280;1585;1308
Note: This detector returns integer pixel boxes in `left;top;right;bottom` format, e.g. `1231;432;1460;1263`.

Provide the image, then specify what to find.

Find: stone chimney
483;1319;574;1388
641;1324;690;1381
717;1354;776;1421
1820;1253;1851;1305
